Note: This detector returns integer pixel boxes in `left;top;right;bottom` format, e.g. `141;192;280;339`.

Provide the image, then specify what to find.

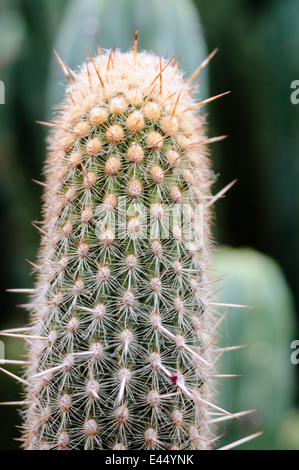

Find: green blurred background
0;0;298;450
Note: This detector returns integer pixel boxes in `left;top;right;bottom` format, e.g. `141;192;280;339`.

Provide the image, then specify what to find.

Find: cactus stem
4;45;254;450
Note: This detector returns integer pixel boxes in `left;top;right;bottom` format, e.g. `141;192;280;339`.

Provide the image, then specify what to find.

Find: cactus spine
10;44;233;450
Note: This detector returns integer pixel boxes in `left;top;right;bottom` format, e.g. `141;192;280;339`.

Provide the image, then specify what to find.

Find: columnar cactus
2;42;257;450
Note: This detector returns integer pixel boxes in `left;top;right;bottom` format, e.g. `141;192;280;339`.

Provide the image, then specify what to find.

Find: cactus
2;38;260;450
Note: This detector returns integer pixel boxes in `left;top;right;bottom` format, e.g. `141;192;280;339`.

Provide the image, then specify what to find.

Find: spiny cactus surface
2;43;258;451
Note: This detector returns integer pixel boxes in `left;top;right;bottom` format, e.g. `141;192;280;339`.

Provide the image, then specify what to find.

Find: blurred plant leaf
195;0;299;321
0;6;26;69
212;246;297;449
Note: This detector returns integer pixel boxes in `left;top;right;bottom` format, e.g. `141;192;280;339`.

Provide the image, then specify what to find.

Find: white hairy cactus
1;36;261;450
